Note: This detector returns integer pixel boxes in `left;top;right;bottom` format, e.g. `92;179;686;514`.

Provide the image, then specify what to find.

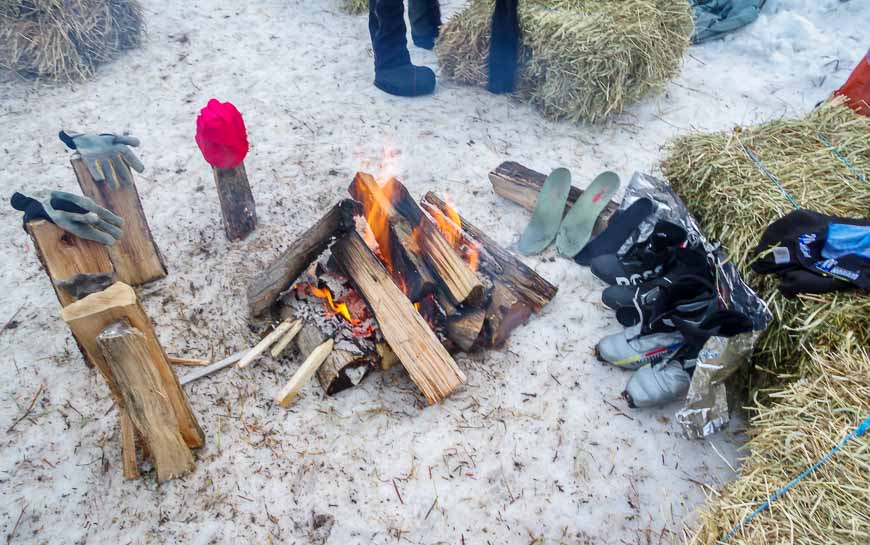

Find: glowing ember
307;285;359;325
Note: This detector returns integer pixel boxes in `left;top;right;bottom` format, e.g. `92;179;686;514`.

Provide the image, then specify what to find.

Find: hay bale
436;0;693;123
339;0;367;16
0;0;144;80
691;342;870;545
662;101;870;383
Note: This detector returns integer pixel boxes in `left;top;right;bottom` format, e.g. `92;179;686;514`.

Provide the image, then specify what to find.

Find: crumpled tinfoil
619;172;771;439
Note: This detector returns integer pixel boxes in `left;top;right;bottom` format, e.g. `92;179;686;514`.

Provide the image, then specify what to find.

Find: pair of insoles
518;168;621;257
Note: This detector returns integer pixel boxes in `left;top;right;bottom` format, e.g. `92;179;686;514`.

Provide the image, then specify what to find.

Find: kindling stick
237;319;295;369
270;320;302;358
180;350;247;386
274;339;334;407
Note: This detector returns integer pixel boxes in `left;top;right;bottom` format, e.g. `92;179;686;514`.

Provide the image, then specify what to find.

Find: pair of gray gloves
11;132;145;246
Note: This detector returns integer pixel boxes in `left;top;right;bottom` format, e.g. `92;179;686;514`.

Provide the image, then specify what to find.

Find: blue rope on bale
717;414;870;544
817;131;869;185
739;143;801;210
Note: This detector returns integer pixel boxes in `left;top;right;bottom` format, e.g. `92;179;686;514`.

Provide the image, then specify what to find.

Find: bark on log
25;220;115;308
98;321;195;481
61;282;204;448
212;162;257;241
348;173;436;303
331;231;465;404
71;157;167;285
489;161;619;236
56;273;117;301
422;193;558;348
247;199;362;317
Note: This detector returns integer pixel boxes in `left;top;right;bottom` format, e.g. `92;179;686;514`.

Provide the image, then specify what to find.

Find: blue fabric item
691;0;765;44
822;223;870;260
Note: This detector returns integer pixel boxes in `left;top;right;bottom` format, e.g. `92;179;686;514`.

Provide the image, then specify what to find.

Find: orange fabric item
834;49;870;117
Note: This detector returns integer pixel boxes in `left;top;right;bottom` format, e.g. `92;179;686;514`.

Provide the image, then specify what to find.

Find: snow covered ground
0;0;866;543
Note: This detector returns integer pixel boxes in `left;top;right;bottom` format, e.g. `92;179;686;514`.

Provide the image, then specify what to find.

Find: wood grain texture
488;161;619;236
295;322;374;396
119;409;141;480
99;321;195;481
61;283;204;448
26;220;115;307
212;162;257;241
332;231;465;404
71;157;167;285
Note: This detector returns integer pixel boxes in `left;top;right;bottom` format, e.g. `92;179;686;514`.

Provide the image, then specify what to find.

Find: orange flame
309;285;359;325
429;200;480;272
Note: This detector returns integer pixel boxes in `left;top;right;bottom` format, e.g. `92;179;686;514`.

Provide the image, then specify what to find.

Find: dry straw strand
436;0;693;123
339;0;367;16
690;342;870;545
0;0;144;80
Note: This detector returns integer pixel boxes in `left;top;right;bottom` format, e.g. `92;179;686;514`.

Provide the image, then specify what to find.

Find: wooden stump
98;321;196;481
61;282;204;449
489;161;619;236
71;157;167;286
212;162;257;241
332;231;465;404
25;220;115;307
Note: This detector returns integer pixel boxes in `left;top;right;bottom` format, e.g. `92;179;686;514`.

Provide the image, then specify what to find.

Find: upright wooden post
61;283;204;449
25;219;115;307
212;162;257;241
71;157;167;286
98;321;196;481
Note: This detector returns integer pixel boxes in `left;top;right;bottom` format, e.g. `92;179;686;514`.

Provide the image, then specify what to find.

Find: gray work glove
10;190;124;246
58;130;145;190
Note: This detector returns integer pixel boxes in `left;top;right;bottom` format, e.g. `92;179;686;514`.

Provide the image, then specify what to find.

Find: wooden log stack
246;171;557;405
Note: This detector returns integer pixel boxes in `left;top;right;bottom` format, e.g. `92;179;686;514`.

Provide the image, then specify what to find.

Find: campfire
247;173;558;404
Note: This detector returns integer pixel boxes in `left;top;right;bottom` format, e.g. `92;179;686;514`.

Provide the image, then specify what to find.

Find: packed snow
0;0;866;543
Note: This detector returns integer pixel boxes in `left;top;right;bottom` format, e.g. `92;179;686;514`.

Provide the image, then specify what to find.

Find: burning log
60;282;204;449
383;178;485;307
348;173;436;302
489;161;618;236
331;231;466;404
71;157;168;285
421;193;558;348
247;199;362;316
349;174;484;307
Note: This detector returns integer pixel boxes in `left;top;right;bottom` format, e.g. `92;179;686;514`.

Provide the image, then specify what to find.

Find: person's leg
369;0;436;96
408;0;441;50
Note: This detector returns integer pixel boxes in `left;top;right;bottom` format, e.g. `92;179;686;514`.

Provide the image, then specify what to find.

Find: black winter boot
369;0;436;97
409;0;441;50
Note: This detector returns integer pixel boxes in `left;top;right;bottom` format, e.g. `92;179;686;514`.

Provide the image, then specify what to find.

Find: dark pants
369;0;441;70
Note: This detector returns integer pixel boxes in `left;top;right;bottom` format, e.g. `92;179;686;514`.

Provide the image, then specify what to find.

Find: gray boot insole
556;171;621;258
518;167;572;255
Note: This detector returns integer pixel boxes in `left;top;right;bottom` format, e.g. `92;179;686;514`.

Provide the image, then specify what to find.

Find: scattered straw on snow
339;0;367;16
0;0;144;80
436;0;693;123
690;341;870;545
662;100;870;385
